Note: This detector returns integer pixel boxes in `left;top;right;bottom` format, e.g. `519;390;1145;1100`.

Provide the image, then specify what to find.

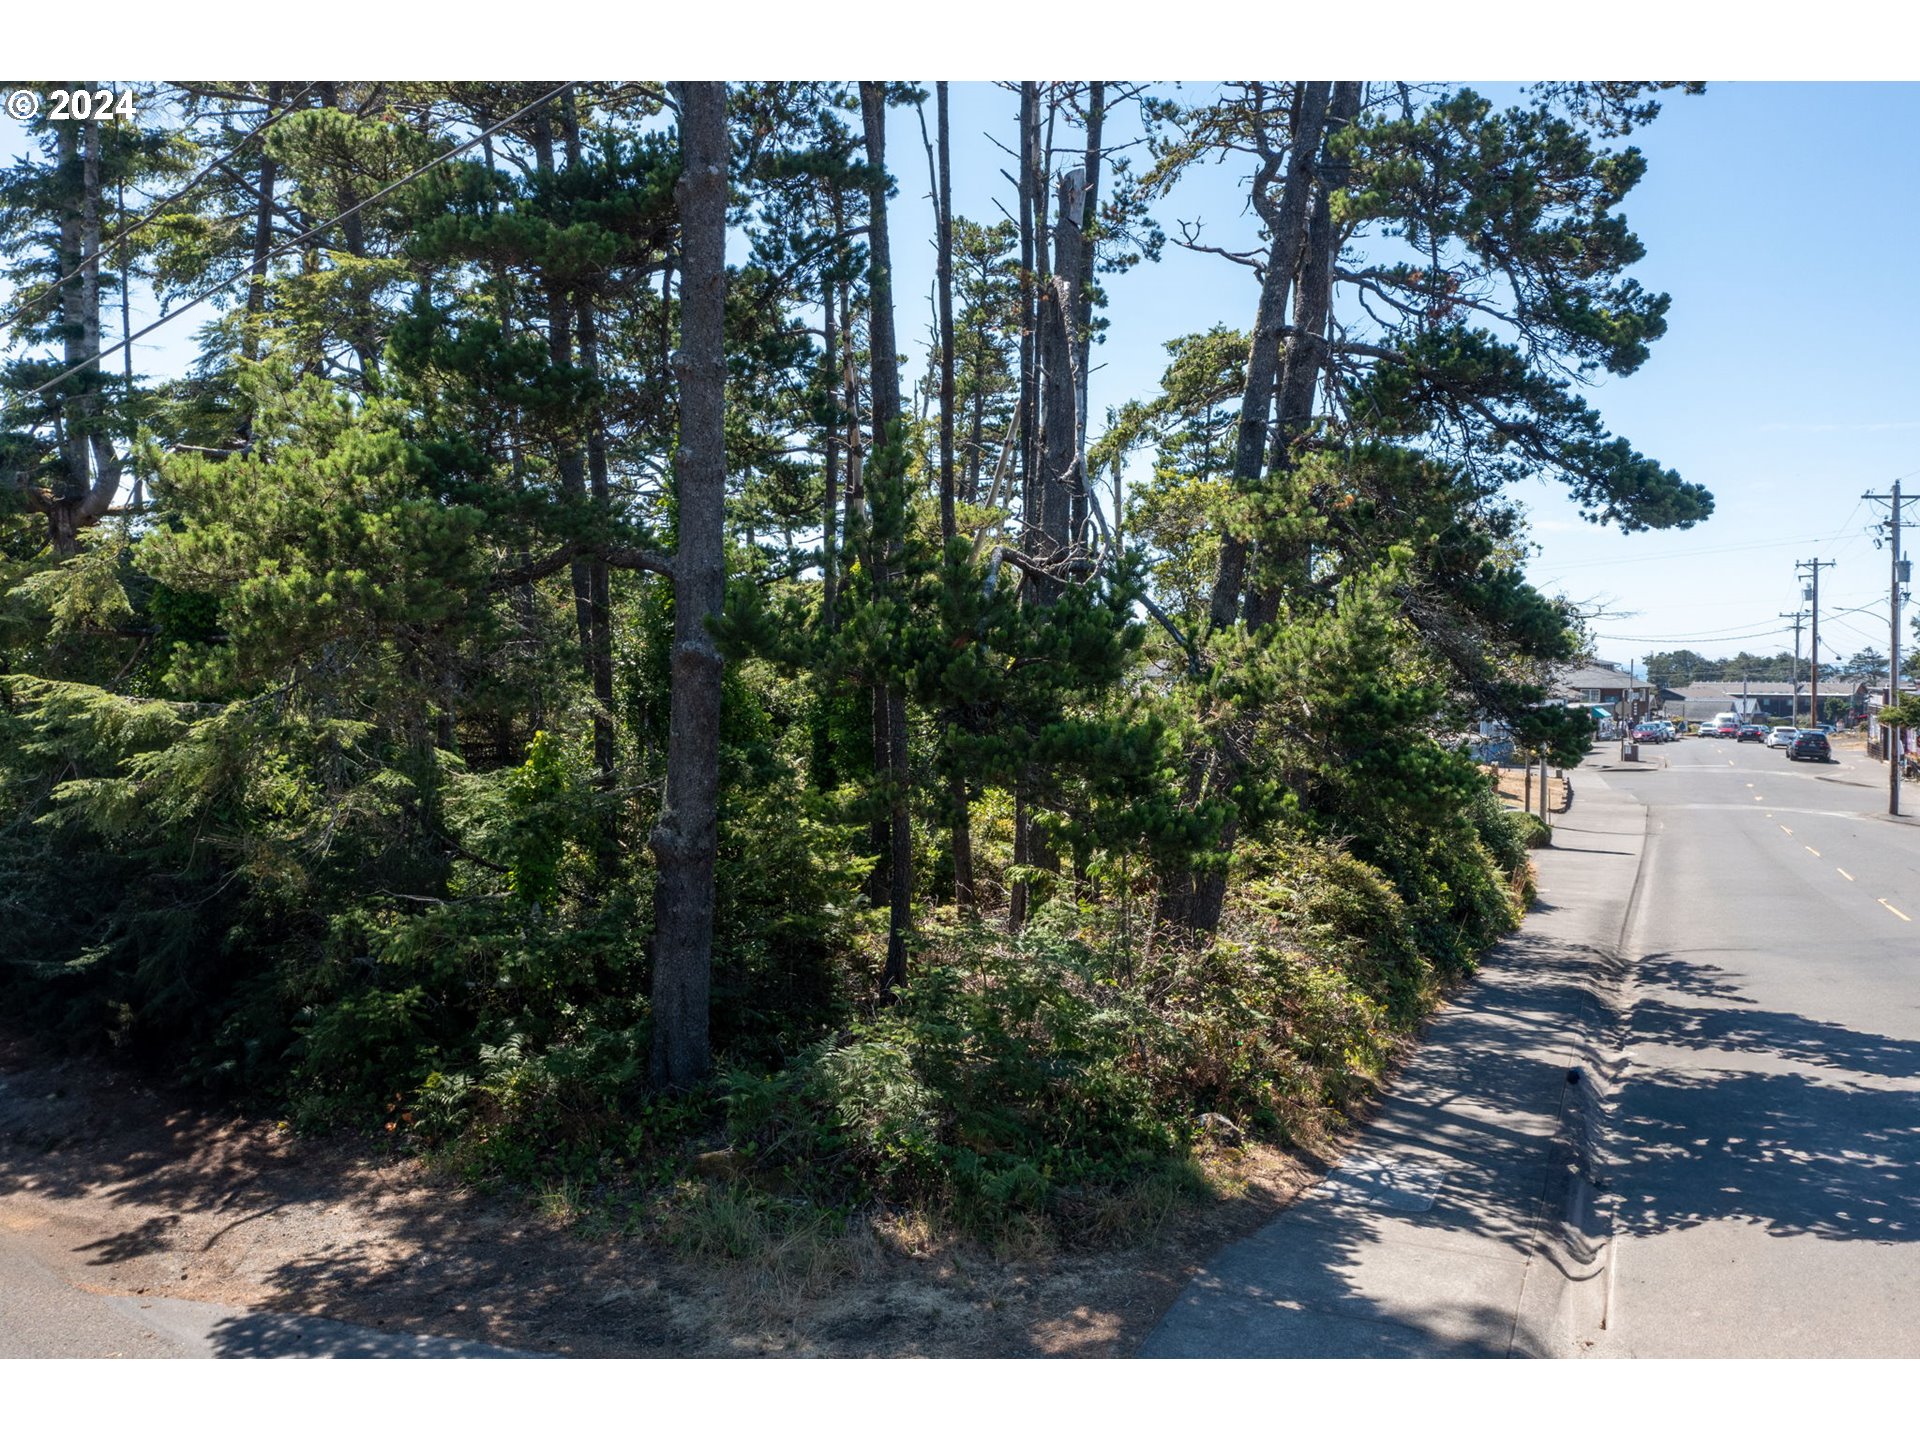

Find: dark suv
1788;730;1832;762
1738;723;1768;743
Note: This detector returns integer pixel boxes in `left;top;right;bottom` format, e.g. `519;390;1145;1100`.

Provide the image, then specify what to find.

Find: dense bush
717;847;1433;1242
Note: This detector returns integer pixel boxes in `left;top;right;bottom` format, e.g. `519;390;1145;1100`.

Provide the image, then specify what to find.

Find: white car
1766;726;1797;749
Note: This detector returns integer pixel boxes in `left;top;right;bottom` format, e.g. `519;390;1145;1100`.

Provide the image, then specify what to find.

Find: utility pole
1798;558;1835;732
1779;609;1807;727
1862;480;1912;815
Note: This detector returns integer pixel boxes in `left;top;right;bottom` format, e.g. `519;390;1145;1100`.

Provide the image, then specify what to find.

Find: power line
19;80;579;402
1595;622;1790;644
1823;613;1888;648
0;84;316;341
1537;496;1893;587
1539;502;1885;575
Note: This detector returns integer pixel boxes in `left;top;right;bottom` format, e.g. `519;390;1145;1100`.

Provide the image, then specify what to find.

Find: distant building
1546;662;1670;718
1665;677;1892;724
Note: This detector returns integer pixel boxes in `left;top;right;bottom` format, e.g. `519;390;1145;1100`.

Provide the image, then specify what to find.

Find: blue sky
883;82;1920;676
7;81;1918;675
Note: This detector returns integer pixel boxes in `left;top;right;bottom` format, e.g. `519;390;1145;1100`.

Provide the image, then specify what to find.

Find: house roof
1549;664;1662;695
1668;678;1890;700
1546;664;1681;704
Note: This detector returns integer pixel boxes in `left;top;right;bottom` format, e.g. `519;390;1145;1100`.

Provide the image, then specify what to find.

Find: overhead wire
1537;494;1888;577
20;79;580;402
1595;621;1790;645
1568;492;1906;656
0;84;317;340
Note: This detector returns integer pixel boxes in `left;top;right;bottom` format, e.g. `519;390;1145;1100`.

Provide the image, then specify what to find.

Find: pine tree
648;80;729;1088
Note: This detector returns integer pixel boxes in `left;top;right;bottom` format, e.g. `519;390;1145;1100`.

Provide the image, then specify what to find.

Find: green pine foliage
0;80;1704;1246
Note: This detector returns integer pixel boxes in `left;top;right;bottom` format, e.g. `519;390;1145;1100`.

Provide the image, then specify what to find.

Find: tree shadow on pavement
1148;925;1613;1357
1607;951;1920;1244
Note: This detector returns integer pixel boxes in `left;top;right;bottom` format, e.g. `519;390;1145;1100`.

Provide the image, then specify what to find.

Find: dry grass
1488;764;1569;813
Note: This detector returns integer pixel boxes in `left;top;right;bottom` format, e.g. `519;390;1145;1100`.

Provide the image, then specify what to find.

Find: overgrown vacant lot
4;79;1694;1342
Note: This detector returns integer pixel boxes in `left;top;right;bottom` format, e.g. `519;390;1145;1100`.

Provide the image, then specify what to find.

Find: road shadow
1609;952;1920;1244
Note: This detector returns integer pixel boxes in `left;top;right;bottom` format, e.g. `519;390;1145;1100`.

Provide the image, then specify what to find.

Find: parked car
1766;726;1798;749
1738;723;1768;742
1788;730;1832;762
1630;723;1663;743
1712;712;1741;737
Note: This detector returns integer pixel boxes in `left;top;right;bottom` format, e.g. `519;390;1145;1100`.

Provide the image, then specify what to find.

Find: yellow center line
1878;898;1912;923
1838;868;1854;881
1779;825;1793;835
1805;845;1821;857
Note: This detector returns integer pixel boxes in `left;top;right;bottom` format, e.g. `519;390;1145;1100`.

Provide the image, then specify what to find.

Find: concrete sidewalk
1142;764;1647;1357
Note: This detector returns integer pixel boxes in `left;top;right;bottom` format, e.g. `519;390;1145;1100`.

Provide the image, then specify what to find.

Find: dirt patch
0;1028;1350;1357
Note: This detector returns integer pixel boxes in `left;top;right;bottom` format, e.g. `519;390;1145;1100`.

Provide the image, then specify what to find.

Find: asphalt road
1586;733;1920;1357
1148;734;1920;1358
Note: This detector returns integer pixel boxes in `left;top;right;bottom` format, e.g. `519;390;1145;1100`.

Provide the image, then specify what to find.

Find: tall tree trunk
1016;82;1038;560
576;292;618;792
649;80;729;1091
242;82;283;363
860;81;914;993
1018;87;1103;909
1201;82;1332;636
933;83;974;916
1070;82;1105;556
236;82;284;443
1033;169;1081;600
1008;83;1043;931
1008;787;1031;932
963;368;987;507
936;82;957;546
821;270;840;632
1159;82;1333;936
1245;80;1363;630
43;106;121;554
532;102;597;699
561;88;617;798
1035;83;1106;586
840;293;863;570
118;176;138;510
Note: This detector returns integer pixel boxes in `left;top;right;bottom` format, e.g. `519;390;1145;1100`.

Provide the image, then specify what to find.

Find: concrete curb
1511;769;1649;1354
